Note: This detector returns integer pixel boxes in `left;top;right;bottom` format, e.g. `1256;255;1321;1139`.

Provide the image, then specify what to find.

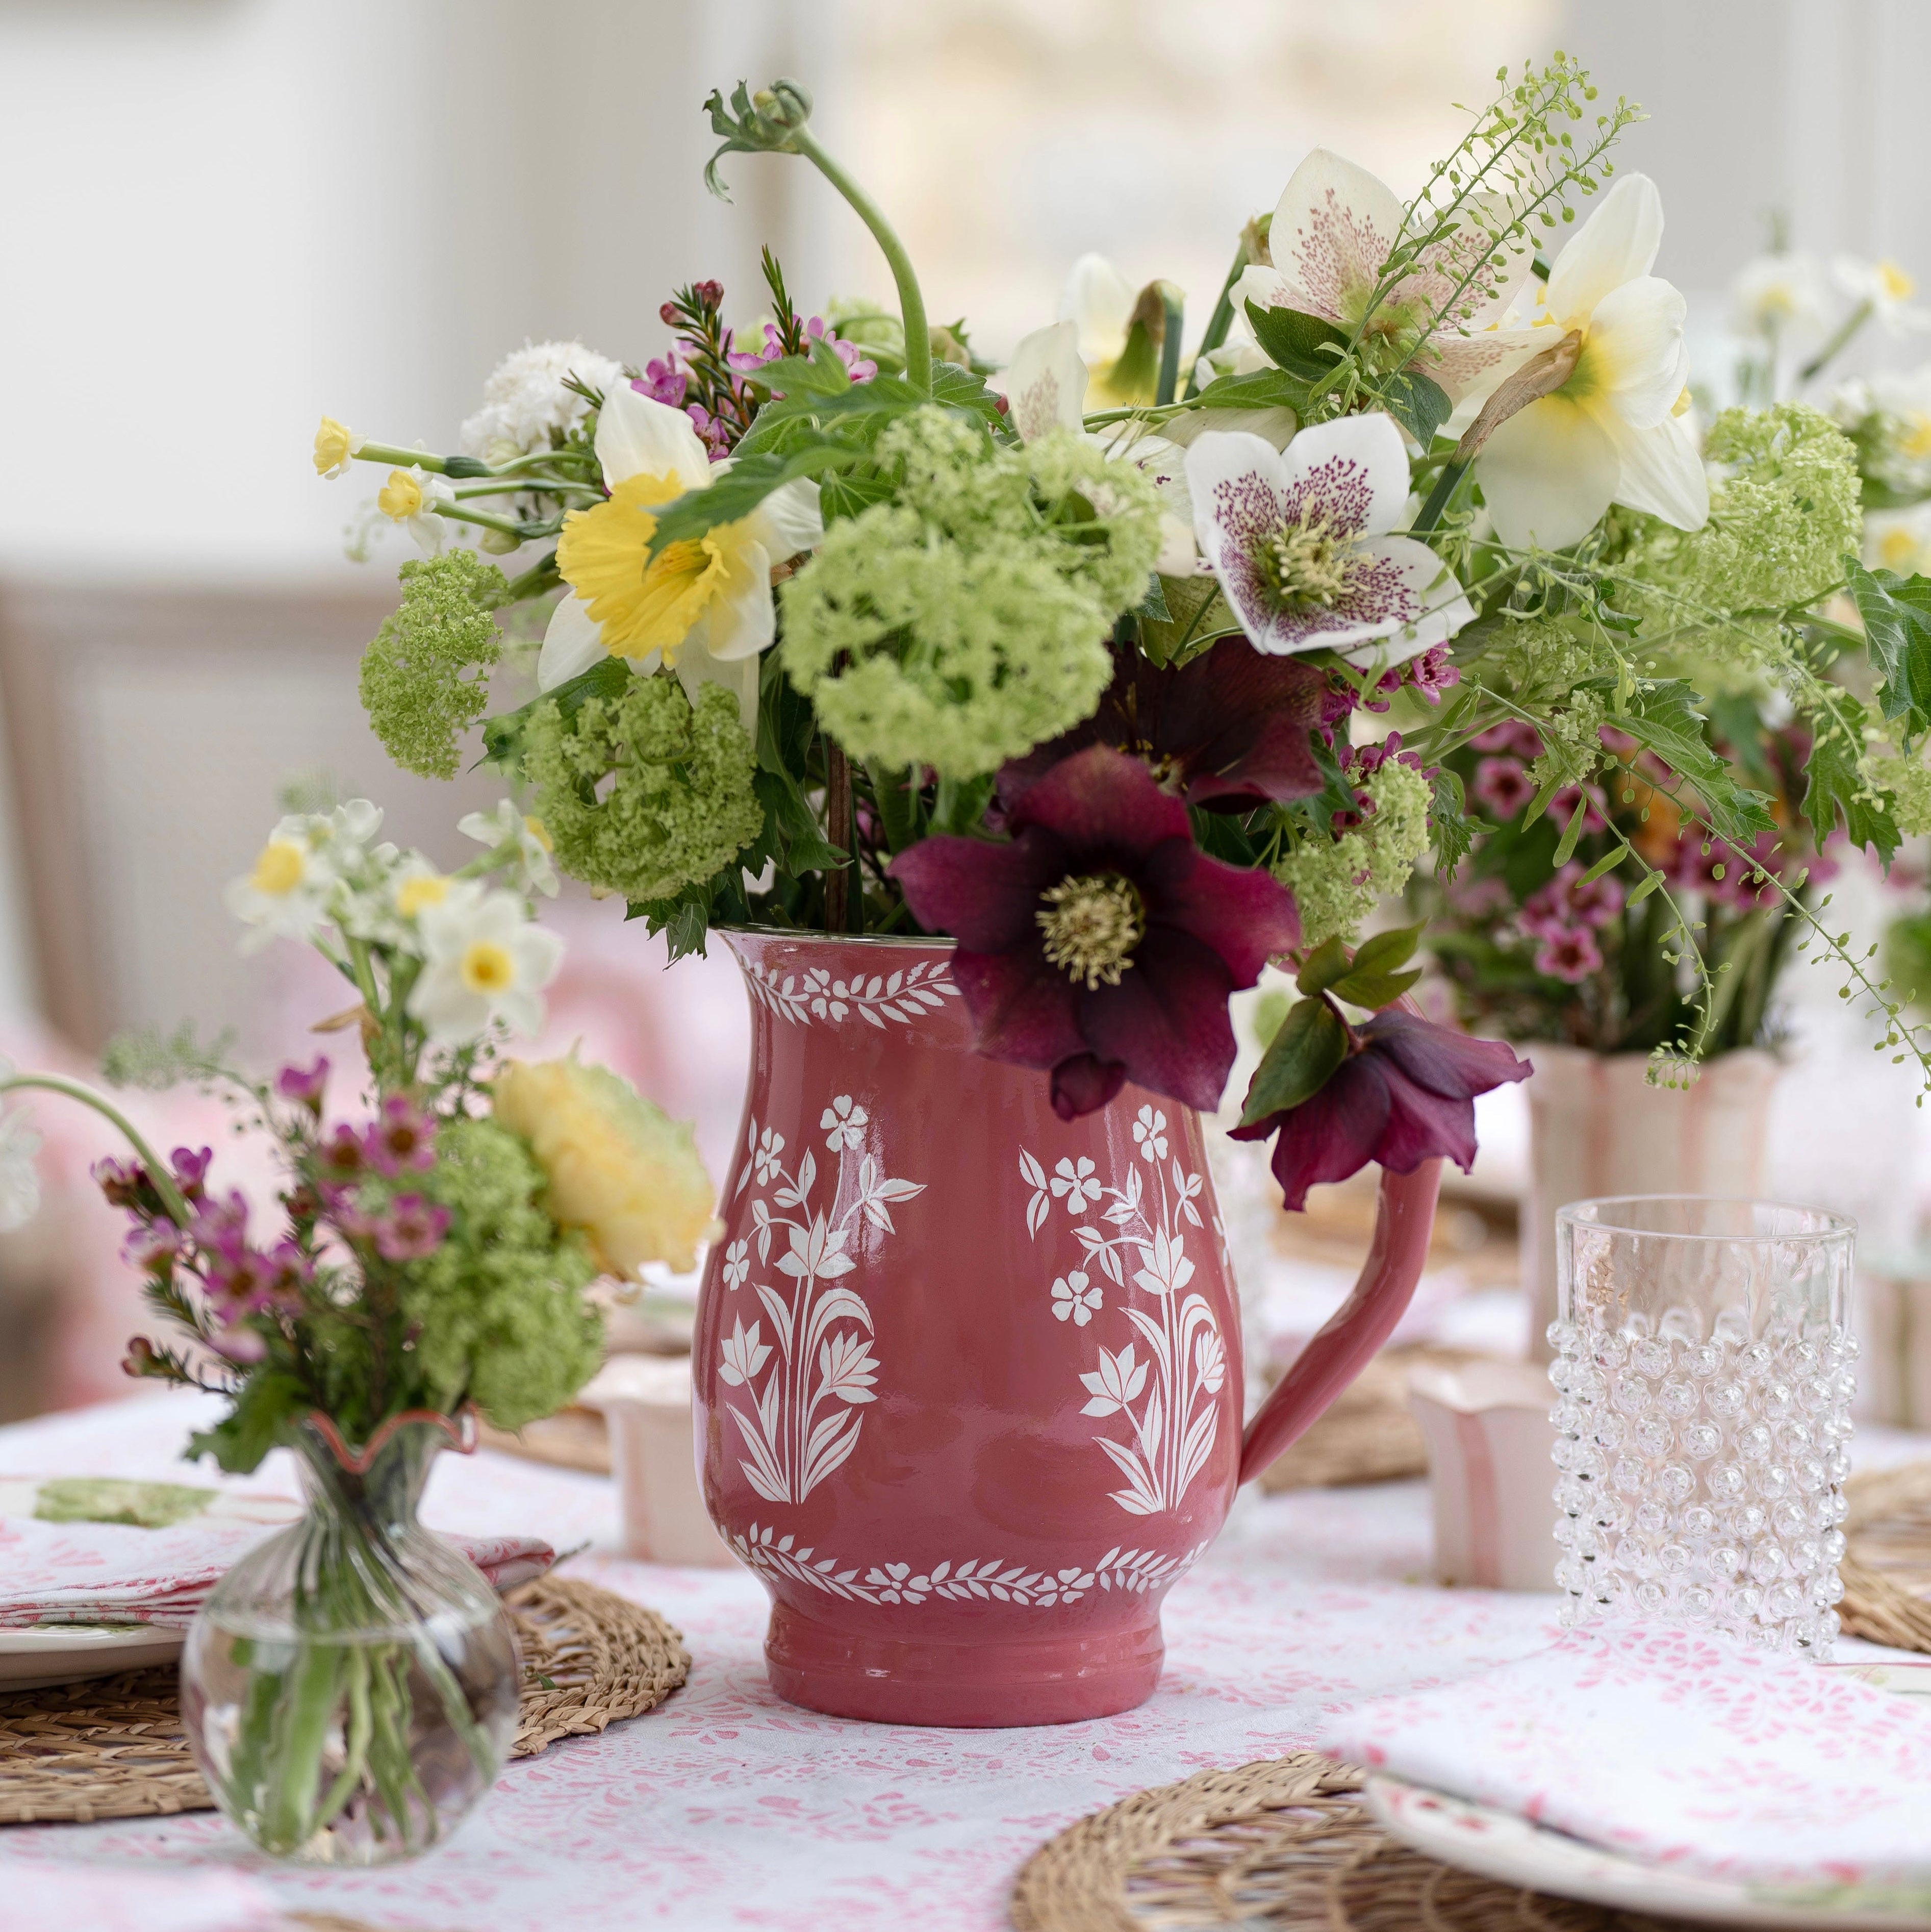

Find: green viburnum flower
781;409;1162;779
389;1116;603;1430
1616;404;1861;642
520;674;761;902
1275;758;1433;951
359;550;506;779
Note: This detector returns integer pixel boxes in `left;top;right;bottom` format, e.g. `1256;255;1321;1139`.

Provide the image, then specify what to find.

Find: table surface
0;1391;1919;1932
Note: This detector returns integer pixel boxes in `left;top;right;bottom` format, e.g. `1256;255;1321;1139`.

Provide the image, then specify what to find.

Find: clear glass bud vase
181;1417;520;1865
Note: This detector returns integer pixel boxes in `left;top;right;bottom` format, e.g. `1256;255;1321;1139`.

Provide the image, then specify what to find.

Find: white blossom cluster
459;340;626;463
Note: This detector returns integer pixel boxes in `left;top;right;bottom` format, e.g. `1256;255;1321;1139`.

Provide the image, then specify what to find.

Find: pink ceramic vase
693;931;1440;1726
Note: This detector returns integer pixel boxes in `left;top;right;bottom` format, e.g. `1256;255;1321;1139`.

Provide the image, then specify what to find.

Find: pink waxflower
275;1057;329;1112
370;1194;451;1263
1403;646;1462;705
1522;862;1624;940
635;358;688;409
1473;757;1536;819
189;1190;249;1258
364;1095;436;1176
318;1123;366;1182
170;1146;213;1202
93;1157;149;1210
121;1222;179;1274
1535;926;1605;983
1471;721;1544;760
205;1244;275;1316
210;1326;267;1365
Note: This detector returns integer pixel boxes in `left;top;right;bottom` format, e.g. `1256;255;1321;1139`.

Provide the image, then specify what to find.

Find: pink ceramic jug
693;931;1440;1726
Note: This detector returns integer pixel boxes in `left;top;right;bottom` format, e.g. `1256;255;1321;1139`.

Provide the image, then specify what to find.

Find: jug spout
1236;1159;1443;1486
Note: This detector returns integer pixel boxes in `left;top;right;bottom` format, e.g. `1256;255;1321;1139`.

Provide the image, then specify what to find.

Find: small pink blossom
120;1222;178;1273
93;1157;147;1209
1472;722;1543;760
1522;862;1624;939
1535;927;1605;983
364;1095;436;1176
170;1146;213;1202
275;1057;329;1111
370;1194;451;1263
1473;756;1535;819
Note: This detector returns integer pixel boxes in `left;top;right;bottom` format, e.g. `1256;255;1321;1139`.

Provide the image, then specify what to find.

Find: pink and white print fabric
1320;1620;1931;1889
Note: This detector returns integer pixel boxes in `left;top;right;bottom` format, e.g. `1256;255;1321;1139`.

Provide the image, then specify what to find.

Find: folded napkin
0;1476;552;1628
1318;1621;1931;1892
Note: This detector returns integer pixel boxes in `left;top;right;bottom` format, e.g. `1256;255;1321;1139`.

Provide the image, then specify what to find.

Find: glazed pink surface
693;933;1437;1726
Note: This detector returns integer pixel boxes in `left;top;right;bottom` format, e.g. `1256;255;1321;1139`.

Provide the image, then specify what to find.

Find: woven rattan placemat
1011;1751;1703;1930
0;1574;688;1825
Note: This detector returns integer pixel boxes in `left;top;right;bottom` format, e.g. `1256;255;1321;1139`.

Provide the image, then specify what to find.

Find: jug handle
1237;1158;1443;1486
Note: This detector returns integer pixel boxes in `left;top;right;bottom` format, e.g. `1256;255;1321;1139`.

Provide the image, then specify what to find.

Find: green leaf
186;1371;307;1476
1374;369;1452;448
1138;573;1241;665
755;767;847;874
1801;699;1901;864
1183;366;1313;416
1576;844;1631;887
928;361;1012;435
1327;966;1423;1011
1347;922;1422;978
745;336;855;400
645;440;857;562
1135;574;1172;624
1242;302;1351;385
1295;937;1351;994
479;656;629;773
932;772;997;834
1239;994;1348;1126
1550;795;1587;867
1846;555;1931;741
1627;868;1664;906
818;466;896;523
1587;678;1777;848
1430;766;1476;877
627;885;715;962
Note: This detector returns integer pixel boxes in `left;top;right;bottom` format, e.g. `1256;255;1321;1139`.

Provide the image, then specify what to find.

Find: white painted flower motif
1080;1342;1150;1418
820;1094;869;1152
1050;1156;1103;1214
777;1215;854;1282
718;1318;771;1388
1185;411;1474;669
818;1329;881;1405
753;1127;787;1185
1194;1327;1227;1397
1051;1270;1103;1327
1132;1106;1168;1163
722;1239;750;1291
1133;1227;1196;1300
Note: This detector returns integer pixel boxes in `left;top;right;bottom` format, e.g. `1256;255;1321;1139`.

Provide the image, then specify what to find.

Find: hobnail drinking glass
1548;1196;1856;1657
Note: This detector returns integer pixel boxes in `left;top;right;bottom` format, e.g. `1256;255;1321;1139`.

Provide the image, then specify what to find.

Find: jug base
764;1600;1164;1726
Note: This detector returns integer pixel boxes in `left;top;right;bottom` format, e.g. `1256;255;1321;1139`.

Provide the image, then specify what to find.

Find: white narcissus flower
538;385;822;733
458;799;559;897
224;802;380;951
375;465;454;555
1185;411;1473;669
408;882;564;1043
1466;172;1709;552
1834;256;1931;336
1866;505;1931;578
1730;252;1831;345
1235;148;1535;405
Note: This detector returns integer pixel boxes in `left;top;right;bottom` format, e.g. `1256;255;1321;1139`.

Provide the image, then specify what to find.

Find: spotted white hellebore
1185;411;1473;669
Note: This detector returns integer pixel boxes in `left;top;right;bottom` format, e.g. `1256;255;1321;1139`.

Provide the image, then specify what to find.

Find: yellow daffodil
538;386;822;732
313;416;362;479
1461;173;1709;551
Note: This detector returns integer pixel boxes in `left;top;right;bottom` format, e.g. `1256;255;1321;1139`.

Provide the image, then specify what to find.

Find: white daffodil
1000;321;1200;574
538;385;822;733
1834;256;1930;336
1730;252;1831;345
1184;411;1473;668
459;799;560;897
408;883;564;1044
1461;172;1709;552
1866;505;1931;578
375;466;454;555
1235;148;1535;405
0;1099;40;1232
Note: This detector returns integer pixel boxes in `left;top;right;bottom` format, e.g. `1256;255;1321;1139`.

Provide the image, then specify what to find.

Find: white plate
0;1624;185;1692
1366;1774;1931;1929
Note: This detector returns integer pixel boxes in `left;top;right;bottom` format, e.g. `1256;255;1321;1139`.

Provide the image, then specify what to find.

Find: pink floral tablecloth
0;1391;1918;1932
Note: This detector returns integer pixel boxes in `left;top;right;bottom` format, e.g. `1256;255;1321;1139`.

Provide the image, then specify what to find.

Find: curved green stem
787;126;930;398
0;1074;192;1225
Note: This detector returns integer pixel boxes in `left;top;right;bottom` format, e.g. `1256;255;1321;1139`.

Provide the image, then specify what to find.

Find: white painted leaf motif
753;1283;796;1359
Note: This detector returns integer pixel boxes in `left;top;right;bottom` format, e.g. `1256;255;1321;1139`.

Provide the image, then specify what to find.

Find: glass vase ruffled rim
1555;1194;1856;1249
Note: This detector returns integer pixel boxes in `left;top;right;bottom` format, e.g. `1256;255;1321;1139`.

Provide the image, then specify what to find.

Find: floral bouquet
0;797;714;1861
315;56;1931;1205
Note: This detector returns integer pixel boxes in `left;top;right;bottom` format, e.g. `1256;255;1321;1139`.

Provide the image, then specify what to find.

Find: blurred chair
0;575;505;1056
